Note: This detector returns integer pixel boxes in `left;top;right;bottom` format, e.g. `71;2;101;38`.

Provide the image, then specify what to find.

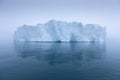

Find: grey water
0;40;120;80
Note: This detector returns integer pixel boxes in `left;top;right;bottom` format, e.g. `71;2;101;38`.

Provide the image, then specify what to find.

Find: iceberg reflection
14;42;106;65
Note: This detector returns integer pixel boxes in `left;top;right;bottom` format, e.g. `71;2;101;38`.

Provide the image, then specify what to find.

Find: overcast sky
0;0;120;41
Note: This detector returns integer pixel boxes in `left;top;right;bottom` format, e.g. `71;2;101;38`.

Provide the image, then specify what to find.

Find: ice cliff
14;20;106;42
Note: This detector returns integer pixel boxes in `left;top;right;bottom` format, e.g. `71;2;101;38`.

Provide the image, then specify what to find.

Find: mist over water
0;0;120;80
0;40;120;80
14;42;106;65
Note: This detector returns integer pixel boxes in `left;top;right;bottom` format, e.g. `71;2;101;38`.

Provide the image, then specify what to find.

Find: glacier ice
14;20;106;42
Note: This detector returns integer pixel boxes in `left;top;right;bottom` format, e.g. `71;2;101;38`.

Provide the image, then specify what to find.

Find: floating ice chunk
14;20;106;42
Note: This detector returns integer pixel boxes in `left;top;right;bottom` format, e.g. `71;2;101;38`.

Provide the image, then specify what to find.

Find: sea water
0;40;120;80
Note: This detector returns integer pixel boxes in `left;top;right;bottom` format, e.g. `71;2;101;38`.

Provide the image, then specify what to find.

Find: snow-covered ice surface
14;20;106;42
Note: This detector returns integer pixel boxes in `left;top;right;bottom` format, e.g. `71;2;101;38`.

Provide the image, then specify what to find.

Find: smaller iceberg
14;20;106;42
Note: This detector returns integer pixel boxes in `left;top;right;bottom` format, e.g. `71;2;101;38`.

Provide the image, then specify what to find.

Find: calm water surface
0;40;120;80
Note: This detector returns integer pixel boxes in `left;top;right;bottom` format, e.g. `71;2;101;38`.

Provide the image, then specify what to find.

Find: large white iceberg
14;20;106;42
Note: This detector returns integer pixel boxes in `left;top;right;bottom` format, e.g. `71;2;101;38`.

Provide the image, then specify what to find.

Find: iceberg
14;20;106;42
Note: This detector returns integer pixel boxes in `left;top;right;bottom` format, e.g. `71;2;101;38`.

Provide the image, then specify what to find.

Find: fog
0;0;120;41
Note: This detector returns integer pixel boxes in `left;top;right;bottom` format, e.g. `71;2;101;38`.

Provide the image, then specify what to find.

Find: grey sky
0;0;120;41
